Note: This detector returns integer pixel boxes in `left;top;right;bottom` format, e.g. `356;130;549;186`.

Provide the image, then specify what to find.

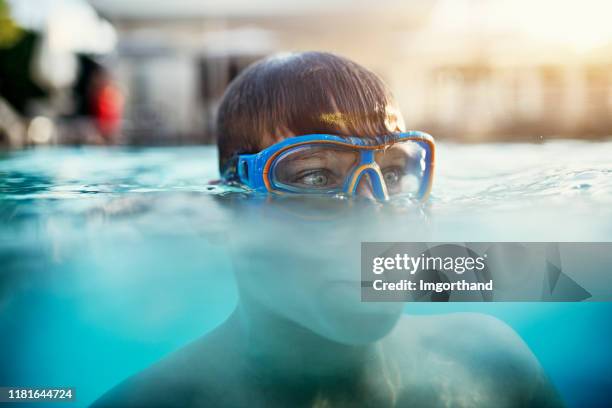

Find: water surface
1;141;611;407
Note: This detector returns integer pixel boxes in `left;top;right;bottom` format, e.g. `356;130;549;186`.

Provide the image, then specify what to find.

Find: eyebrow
287;149;355;162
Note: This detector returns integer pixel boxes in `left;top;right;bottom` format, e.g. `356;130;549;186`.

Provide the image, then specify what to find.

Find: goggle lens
375;142;428;197
270;141;429;198
272;145;360;193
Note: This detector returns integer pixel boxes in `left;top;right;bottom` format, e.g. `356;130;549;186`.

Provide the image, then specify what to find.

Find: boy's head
216;51;406;173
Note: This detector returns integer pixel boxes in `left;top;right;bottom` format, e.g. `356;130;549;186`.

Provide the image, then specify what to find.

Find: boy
92;52;562;407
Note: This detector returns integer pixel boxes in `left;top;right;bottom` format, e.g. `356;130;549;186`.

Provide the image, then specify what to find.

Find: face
227;108;412;344
230;201;406;345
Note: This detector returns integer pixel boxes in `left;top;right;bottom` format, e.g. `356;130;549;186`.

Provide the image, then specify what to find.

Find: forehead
257;108;406;152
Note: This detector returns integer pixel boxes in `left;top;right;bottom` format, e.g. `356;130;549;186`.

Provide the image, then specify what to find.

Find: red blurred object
91;78;123;141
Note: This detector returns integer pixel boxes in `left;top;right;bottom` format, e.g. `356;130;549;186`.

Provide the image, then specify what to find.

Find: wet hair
216;51;404;175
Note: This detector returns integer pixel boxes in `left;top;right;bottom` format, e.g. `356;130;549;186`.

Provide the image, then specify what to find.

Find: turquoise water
1;142;611;407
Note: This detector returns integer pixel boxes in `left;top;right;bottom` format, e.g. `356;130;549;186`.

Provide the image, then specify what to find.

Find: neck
228;294;381;384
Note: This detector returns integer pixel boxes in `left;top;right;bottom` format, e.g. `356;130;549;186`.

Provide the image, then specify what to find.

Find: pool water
1;141;611;407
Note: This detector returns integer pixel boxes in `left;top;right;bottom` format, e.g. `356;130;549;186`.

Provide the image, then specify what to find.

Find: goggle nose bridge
345;149;389;200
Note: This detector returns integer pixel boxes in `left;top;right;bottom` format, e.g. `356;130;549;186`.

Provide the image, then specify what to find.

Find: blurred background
2;2;612;406
2;0;612;148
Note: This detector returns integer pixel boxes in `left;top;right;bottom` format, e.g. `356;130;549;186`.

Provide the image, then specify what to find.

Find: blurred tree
0;0;22;48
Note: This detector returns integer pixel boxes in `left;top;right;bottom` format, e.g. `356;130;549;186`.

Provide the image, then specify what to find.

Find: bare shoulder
89;361;190;408
386;312;564;407
90;329;237;408
391;312;535;362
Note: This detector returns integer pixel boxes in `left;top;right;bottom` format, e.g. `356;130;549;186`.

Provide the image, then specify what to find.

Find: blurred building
394;0;612;141
91;0;434;144
4;0;612;145
93;0;612;144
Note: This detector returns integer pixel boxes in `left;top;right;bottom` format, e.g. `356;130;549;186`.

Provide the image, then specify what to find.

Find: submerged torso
90;313;562;408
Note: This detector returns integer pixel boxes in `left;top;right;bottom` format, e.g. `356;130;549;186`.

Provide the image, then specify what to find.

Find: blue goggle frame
223;131;435;201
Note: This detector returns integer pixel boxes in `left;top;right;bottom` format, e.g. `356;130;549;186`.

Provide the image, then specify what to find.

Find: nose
355;174;376;200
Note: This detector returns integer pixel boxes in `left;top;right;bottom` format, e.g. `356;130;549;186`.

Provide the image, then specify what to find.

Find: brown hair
216;51;404;174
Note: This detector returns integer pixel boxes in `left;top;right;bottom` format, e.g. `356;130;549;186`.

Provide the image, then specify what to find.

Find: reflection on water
0;142;611;406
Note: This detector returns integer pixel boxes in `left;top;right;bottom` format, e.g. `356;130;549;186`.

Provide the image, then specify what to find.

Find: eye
382;167;402;186
296;170;330;187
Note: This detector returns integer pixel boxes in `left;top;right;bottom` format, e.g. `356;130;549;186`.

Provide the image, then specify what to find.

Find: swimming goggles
222;131;435;201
